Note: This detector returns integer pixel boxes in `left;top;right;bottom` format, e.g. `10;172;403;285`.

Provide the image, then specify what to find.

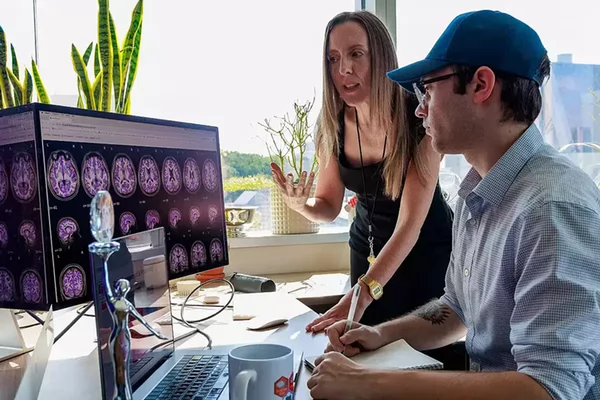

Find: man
307;10;600;400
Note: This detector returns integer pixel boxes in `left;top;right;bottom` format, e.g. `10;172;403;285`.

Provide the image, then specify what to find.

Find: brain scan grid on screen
0;106;228;310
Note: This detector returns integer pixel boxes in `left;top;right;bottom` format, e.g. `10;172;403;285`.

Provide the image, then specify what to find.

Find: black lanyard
355;108;387;264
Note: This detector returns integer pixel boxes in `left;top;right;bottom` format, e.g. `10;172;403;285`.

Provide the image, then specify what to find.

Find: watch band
359;274;383;300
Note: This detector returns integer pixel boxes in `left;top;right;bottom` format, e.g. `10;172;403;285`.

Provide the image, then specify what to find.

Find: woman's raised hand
270;163;315;212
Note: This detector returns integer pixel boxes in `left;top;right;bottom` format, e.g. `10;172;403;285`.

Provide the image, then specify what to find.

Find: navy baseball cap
387;10;547;92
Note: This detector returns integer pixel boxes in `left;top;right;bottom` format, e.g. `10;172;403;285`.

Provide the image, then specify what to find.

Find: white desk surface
0;292;328;400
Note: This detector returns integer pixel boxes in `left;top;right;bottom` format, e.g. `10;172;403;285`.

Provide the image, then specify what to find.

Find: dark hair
453;55;551;124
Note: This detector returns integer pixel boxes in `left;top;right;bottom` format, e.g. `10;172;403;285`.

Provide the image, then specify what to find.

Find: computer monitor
0;103;229;311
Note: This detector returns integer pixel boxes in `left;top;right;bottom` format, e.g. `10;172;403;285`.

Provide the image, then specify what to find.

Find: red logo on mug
274;376;289;397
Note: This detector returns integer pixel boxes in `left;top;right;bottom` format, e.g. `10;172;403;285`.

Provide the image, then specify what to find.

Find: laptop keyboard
130;356;153;377
144;355;228;400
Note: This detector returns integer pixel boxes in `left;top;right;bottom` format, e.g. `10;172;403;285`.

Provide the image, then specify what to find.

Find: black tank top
337;114;453;254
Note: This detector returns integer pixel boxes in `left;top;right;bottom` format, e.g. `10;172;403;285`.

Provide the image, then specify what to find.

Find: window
21;0;358;232
0;1;35;94
396;0;600;199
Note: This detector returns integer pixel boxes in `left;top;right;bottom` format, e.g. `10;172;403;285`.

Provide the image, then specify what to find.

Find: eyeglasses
412;72;459;108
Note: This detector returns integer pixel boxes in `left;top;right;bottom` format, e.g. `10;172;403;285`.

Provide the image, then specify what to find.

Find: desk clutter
2;187;342;400
171;277;295;330
0;103;337;400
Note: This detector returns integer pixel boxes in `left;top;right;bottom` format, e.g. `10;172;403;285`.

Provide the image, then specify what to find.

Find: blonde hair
316;10;426;200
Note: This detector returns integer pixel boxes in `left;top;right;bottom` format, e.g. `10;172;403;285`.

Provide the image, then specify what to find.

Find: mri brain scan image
0;222;7;248
209;239;224;263
191;241;207;268
21;269;42;303
10;152;37;203
169;244;189;273
208;205;219;224
183;157;201;193
138;155;161;196
0;268;15;302
112;154;137;198
81;152;110;197
119;212;137;235
57;217;79;244
19;220;36;247
145;210;160;230
202;159;219;192
0;158;8;205
169;208;182;229
60;264;86;299
162;157;182;195
47;150;80;201
189;206;201;226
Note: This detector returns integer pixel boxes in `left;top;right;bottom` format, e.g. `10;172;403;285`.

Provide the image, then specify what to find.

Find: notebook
306;339;443;371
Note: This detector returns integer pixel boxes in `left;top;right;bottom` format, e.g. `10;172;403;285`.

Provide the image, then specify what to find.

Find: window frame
25;1;380;251
363;0;397;45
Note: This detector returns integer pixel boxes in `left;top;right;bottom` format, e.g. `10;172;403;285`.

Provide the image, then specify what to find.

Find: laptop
91;227;232;400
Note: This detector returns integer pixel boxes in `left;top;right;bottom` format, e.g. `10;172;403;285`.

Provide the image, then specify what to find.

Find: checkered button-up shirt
440;124;600;400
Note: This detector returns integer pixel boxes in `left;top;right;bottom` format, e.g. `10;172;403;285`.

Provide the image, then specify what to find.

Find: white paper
306;339;442;371
351;339;442;370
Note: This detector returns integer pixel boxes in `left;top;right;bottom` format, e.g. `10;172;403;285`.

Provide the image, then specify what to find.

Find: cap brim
387;59;451;92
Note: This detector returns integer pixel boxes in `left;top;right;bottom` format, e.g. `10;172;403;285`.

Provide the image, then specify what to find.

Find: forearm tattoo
414;299;451;325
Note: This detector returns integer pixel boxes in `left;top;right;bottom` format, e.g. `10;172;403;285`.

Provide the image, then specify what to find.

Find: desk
0;293;328;400
266;271;350;310
180;270;351;313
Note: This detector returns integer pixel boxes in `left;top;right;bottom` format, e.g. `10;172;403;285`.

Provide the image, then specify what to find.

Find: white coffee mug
228;343;295;400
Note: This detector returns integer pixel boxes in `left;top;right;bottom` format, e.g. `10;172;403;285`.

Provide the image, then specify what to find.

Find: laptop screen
91;227;175;399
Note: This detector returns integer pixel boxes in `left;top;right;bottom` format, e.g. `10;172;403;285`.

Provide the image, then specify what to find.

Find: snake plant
0;25;49;109
72;0;143;114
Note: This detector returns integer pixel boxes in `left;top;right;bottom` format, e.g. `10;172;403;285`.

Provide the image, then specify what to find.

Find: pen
304;358;314;372
342;284;361;356
293;351;304;394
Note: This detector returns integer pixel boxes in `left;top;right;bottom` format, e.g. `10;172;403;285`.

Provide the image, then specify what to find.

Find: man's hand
324;320;384;357
307;352;371;400
306;284;372;333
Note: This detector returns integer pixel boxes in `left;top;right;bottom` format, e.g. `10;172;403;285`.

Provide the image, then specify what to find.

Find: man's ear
471;66;496;104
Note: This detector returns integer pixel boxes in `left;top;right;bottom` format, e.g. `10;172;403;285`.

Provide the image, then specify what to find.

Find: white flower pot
270;187;320;235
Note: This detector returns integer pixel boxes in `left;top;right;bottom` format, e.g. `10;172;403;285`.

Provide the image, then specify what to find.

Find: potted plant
0;26;49;109
0;0;143;114
259;97;320;234
71;0;143;114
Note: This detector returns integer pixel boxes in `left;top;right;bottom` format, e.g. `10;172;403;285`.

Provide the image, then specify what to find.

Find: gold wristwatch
358;274;383;300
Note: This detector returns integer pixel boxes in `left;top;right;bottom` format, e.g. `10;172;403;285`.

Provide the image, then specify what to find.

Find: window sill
228;226;349;249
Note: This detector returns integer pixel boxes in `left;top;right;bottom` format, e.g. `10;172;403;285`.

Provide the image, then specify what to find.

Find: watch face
360;275;382;300
372;286;383;299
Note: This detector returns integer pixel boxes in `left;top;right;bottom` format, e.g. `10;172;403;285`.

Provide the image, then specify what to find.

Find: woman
270;11;453;330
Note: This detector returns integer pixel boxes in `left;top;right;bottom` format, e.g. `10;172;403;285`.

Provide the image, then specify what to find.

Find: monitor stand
0;309;28;362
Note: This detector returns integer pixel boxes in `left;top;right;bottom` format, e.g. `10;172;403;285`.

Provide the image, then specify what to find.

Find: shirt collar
458;124;544;208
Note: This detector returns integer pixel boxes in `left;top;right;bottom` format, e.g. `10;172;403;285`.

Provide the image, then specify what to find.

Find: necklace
355;108;387;266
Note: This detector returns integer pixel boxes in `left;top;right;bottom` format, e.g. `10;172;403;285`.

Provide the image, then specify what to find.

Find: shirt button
464;269;470;277
470;361;480;372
